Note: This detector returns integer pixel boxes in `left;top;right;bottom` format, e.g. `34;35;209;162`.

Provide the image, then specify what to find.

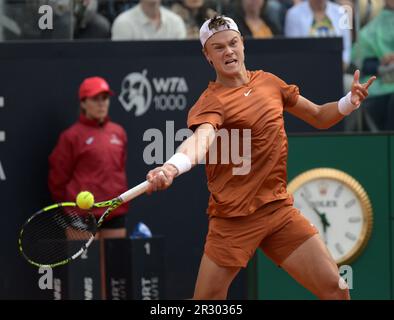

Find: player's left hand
350;70;376;106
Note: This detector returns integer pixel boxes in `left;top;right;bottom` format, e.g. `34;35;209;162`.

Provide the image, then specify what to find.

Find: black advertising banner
52;240;102;300
105;237;165;300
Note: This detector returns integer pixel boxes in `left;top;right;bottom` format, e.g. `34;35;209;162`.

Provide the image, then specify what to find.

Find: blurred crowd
0;0;386;42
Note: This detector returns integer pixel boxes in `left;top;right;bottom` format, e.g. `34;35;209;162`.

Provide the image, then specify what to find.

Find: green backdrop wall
250;134;393;300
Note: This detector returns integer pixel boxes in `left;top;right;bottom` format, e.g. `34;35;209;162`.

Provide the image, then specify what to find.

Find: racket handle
119;181;150;203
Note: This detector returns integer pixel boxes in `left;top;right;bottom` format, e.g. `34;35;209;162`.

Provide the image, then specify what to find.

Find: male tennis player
146;16;376;300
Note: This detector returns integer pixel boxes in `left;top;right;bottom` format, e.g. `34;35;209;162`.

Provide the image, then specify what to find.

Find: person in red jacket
48;76;128;299
48;76;129;238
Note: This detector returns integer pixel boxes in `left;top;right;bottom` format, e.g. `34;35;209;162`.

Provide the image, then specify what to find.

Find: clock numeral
345;232;357;241
348;217;361;223
344;199;356;209
335;243;344;255
334;185;344;198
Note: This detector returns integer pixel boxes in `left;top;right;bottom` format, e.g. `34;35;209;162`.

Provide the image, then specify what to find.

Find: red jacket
48;114;129;218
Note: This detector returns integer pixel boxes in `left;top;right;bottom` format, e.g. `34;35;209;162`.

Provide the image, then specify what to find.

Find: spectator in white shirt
112;0;187;40
284;0;352;68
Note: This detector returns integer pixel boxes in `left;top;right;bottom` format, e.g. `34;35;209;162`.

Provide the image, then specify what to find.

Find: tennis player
147;16;376;300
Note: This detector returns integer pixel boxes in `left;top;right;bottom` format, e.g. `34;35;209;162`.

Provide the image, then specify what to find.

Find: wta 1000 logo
119;69;188;117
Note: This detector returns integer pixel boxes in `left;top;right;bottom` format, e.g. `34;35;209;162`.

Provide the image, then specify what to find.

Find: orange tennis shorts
204;197;319;267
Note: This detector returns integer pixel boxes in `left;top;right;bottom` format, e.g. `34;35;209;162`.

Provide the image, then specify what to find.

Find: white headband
199;16;240;47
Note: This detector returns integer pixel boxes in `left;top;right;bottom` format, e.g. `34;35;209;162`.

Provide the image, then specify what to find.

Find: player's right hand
146;164;178;194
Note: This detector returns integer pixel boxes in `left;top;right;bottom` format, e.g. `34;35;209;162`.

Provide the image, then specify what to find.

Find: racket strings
20;206;97;266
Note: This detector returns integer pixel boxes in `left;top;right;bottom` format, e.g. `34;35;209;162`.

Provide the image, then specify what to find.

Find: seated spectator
171;0;216;39
233;0;280;38
74;0;111;39
284;0;352;68
351;0;394;131
111;0;187;40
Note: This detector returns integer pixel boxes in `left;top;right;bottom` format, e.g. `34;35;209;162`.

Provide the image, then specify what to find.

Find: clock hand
301;193;323;218
311;204;331;230
320;213;331;229
301;193;331;242
301;193;329;221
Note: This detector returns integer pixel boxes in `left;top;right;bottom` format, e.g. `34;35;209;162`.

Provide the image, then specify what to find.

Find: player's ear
202;48;208;60
202;48;213;66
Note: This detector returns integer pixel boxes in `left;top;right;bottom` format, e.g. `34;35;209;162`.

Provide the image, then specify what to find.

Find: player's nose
223;45;234;56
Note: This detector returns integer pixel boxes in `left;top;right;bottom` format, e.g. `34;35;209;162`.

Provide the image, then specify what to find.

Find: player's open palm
350;70;376;106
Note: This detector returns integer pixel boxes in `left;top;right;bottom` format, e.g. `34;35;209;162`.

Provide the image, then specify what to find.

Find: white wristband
165;153;192;176
338;92;360;116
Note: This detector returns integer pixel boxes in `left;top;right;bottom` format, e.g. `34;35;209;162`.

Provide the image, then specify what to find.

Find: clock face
288;168;373;265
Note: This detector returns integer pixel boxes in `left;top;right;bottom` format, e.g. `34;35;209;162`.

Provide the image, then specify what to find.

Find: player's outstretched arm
286;70;376;129
146;123;216;193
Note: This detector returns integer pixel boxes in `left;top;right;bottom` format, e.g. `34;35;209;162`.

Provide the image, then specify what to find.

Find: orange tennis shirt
187;70;300;218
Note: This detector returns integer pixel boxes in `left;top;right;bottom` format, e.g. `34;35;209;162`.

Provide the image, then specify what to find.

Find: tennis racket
18;180;150;268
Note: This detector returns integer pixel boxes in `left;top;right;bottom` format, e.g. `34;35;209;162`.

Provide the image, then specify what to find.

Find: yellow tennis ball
76;191;94;210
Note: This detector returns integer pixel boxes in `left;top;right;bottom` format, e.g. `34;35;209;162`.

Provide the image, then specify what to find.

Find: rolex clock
287;168;373;265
